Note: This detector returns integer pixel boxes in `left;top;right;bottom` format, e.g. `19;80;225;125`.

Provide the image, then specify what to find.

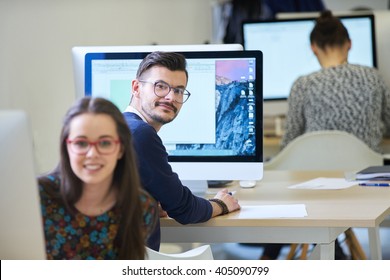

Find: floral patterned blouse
39;176;157;259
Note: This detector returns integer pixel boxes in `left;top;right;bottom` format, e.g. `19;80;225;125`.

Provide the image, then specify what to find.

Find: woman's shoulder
344;63;380;76
290;72;321;92
38;173;60;187
139;190;158;233
139;190;157;216
296;64;375;84
344;64;388;87
38;173;61;199
139;190;157;209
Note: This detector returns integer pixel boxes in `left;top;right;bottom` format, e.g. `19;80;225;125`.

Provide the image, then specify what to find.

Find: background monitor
242;14;377;116
76;49;263;191
0;110;46;259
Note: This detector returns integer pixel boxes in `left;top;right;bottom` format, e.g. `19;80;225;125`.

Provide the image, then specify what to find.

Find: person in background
123;51;241;251
281;10;390;152
261;10;390;260
38;97;158;259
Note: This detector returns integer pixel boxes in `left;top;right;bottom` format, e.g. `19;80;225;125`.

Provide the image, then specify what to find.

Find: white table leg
309;241;335;260
368;227;382;260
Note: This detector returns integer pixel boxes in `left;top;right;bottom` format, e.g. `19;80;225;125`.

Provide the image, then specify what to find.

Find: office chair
145;244;214;260
265;130;383;171
265;130;384;260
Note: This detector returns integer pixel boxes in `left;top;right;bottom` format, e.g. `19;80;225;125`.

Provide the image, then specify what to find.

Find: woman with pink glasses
38;97;157;259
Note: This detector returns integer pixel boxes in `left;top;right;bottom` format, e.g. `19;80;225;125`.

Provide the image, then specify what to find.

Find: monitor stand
182;180;208;196
207;180;233;188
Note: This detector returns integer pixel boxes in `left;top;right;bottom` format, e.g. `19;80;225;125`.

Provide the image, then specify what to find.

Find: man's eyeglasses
66;137;121;155
139;80;191;104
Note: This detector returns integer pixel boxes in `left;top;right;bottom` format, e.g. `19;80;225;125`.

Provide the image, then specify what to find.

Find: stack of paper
288;178;357;189
356;166;390;180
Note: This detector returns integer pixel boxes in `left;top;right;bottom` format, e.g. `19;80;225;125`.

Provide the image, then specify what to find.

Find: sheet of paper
288;177;357;190
237;204;307;218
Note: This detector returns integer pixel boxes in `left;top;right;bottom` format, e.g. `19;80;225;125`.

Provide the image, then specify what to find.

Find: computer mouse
239;180;256;188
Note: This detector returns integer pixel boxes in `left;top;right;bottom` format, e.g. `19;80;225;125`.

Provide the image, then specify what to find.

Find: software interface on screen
85;51;262;163
243;15;376;101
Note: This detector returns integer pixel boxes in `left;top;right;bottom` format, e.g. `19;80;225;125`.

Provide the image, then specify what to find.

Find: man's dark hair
136;51;188;80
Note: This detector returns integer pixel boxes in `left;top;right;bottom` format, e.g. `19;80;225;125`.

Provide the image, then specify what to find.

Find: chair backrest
145;245;214;260
265;130;383;171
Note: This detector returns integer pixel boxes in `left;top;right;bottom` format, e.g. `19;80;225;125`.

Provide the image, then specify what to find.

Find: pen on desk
359;183;390;187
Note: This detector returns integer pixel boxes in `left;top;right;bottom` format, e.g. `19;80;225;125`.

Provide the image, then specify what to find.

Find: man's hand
158;202;168;217
210;188;240;217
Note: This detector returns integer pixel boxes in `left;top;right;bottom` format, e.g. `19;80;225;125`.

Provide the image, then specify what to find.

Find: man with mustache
123;51;240;251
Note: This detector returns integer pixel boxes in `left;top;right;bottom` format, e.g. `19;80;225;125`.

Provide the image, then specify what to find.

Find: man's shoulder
123;112;141;123
123;112;158;141
124;112;151;129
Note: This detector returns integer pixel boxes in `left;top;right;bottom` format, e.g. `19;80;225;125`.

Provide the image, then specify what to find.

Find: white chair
264;130;384;260
145;245;214;260
265;130;383;171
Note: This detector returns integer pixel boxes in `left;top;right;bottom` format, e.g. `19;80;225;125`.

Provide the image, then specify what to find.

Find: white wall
324;0;388;10
0;0;214;173
373;10;390;89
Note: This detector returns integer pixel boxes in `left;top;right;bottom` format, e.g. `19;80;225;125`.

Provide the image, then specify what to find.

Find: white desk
160;171;390;259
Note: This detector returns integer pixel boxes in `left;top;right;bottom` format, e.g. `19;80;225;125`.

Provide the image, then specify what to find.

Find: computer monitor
242;14;377;116
72;44;243;100
76;50;263;191
0;110;46;259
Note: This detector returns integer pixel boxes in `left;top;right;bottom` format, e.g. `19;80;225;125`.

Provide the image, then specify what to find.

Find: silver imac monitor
74;49;263;191
0;110;46;259
242;14;377;116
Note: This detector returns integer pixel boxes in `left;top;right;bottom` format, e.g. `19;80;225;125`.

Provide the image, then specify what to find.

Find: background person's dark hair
310;10;350;49
39;97;156;259
136;51;188;81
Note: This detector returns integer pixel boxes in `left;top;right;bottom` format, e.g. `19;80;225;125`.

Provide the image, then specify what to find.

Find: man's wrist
209;198;229;215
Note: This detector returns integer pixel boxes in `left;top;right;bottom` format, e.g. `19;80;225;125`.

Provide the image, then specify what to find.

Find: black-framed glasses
66;137;121;155
139;80;191;104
